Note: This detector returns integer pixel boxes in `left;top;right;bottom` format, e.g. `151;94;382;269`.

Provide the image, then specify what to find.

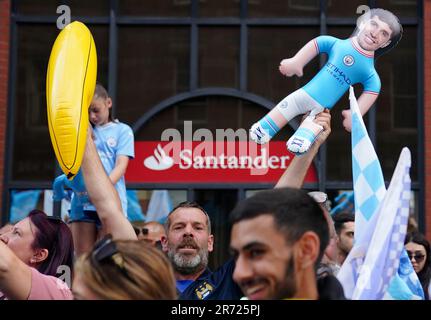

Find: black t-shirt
317;275;347;300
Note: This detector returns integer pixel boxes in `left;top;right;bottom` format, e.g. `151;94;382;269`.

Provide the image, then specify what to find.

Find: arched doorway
127;89;316;268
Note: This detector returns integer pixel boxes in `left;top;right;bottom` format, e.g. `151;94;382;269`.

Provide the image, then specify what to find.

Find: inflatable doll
249;8;402;154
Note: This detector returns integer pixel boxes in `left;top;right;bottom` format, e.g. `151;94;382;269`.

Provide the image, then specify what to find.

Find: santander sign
143;144;174;171
126;141;317;184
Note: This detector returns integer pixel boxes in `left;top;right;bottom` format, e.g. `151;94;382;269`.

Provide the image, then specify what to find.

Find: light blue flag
336;87;423;300
146;190;173;224
348;90;386;240
384;249;424;299
10;190;42;223
126;190;146;222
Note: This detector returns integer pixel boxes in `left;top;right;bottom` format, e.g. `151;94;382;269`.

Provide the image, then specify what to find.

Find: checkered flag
349;86;385;240
336;87;423;300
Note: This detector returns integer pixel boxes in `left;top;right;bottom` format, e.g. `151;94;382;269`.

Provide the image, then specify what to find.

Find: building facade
0;0;429;266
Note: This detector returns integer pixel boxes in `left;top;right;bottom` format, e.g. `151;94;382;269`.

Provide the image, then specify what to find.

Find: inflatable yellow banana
46;21;97;180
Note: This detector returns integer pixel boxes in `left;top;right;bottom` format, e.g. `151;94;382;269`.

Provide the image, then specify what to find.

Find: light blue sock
259;115;279;139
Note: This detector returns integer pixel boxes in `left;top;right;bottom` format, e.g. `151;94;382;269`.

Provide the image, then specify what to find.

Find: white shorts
275;88;324;122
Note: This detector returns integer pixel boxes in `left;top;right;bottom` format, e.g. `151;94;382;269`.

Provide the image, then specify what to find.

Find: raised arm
341;92;378;132
279;39;319;77
0;240;32;300
275;110;331;188
81;130;137;240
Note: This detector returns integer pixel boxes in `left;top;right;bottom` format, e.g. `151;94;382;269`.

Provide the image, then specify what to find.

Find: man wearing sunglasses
133;221;165;248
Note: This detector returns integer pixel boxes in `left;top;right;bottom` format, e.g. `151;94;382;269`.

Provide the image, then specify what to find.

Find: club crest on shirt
195;281;214;300
280;100;288;108
107;137;117;147
343;55;355;66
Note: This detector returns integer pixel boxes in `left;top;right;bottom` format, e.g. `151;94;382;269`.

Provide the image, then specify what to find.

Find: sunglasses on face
133;226;149;236
406;251;426;263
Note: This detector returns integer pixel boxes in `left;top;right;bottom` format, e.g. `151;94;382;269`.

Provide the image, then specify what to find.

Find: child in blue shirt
54;84;135;256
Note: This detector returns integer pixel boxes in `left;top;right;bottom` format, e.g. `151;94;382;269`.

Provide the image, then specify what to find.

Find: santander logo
127;141;318;183
143;144;174;171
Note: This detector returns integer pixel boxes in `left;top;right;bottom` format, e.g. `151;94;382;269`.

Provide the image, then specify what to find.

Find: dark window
376;0;418;17
248;0;320;18
199;0;240;17
16;0;109;16
16;0;65;15
327;0;368;18
118;0;190;17
116;27;190;126
67;1;110;16
199;27;240;88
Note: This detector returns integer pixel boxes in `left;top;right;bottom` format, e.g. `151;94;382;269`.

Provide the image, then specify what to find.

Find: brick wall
424;0;431;239
0;0;10;224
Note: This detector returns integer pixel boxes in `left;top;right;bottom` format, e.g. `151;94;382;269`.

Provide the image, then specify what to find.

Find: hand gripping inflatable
47;21;97;180
53;170;90;217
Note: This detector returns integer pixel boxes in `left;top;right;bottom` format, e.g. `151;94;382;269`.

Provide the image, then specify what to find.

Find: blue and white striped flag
336;86;423;300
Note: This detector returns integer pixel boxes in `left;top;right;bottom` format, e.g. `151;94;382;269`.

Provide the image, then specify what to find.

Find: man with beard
162;110;334;300
161;201;243;299
229;188;345;300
